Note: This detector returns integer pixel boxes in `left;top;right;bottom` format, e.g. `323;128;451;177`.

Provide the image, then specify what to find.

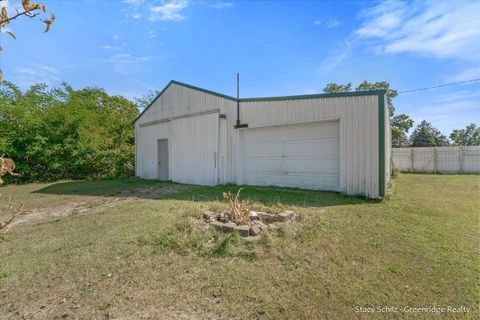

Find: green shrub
0;82;138;183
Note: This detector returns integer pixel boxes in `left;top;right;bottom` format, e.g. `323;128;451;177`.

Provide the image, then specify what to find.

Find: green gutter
378;94;386;198
241;90;386;102
135;80;387;123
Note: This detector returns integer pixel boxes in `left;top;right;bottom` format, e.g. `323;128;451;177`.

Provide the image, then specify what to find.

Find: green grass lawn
0;174;479;319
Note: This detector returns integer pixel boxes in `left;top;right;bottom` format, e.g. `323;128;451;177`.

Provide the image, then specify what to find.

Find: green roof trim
134;80;387;123
240;90;387;102
170;80;238;101
378;94;386;198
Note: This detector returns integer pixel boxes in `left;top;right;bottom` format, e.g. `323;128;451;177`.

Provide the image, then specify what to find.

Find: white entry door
241;121;340;191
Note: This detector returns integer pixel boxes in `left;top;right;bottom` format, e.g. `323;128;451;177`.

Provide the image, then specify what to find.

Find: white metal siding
135;83;234;185
236;95;380;198
135;122;170;179
137;83;233;126
135;83;386;198
241;121;340;191
171;113;219;185
384;96;392;189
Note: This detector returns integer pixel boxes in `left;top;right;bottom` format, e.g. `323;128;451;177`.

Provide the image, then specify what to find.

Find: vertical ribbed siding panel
372;101;378;197
135;83;233;183
385;99;392;187
135;121;170;180
233;95;381;198
136;83;231;126
339;109;347;192
170;112;218;185
367;100;373;196
351;103;363;194
358;100;365;195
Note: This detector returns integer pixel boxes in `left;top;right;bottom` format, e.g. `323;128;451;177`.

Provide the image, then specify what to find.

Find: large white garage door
241;121;340;191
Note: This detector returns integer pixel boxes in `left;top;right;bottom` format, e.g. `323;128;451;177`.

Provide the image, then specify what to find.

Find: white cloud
447;67;480;82
150;0;189;21
313;17;341;28
326;18;340;28
102;53;162;75
100;44;123;50
355;1;480;61
113;34;120;40
0;0;23;12
434;89;480;103
406;89;480;134
122;0;144;19
317;38;354;74
13;64;60;87
123;0;144;5
209;1;234;10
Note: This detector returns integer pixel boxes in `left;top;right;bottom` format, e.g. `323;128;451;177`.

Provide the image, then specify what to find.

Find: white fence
392;146;480;173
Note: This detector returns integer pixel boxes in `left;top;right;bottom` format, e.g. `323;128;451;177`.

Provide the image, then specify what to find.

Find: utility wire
206;21;480;89
241;17;480;80
242;34;480;87
398;78;480;94
206;16;480;86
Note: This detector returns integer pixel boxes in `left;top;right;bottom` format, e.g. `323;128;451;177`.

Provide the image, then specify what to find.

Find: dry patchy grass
0;174;479;319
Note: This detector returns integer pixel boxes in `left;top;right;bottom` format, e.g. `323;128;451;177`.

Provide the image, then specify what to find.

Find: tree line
323;81;480;147
0;81;138;183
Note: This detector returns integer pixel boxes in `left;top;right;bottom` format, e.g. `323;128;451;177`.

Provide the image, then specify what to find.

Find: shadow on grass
34;178;377;208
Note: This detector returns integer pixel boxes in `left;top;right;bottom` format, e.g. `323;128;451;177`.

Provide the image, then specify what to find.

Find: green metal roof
134;80;386;123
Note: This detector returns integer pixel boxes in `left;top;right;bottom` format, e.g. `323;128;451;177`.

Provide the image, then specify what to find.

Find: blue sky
1;0;479;135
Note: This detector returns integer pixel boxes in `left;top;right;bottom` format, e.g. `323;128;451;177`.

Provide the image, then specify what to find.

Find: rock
217;212;229;222
203;210;215;221
278;210;295;222
248;211;258;218
256;221;266;230
210;221;224;231
249;225;261;236
258;212;278;223
234;225;250;237
222;222;237;232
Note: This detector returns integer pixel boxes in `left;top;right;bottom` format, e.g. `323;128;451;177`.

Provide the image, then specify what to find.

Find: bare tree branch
0;8;39;25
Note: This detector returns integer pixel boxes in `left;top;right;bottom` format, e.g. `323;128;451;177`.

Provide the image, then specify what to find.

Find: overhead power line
242;34;480;88
398;78;480;94
207;19;480;88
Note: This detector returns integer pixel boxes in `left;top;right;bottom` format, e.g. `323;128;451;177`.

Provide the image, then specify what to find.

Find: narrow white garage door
241;121;340;191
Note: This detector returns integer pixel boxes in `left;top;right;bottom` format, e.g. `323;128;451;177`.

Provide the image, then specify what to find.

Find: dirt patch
6;185;182;229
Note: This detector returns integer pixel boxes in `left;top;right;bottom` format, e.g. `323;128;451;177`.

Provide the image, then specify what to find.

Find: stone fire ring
201;210;297;238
